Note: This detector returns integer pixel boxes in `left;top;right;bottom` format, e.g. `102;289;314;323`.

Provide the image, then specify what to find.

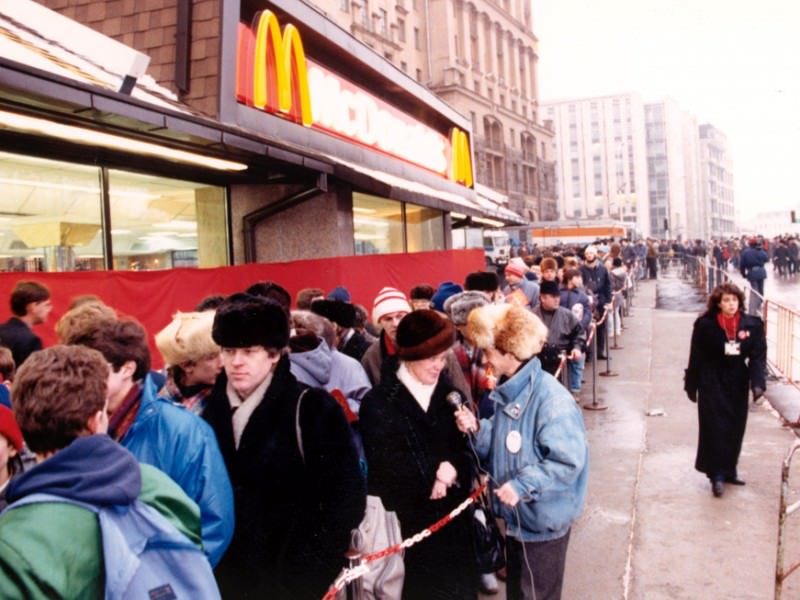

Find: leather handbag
471;489;505;573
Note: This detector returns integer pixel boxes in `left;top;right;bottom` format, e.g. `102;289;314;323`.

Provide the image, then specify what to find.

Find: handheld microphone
446;391;476;433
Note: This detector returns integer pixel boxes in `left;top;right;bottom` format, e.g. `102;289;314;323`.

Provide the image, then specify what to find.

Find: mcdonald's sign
236;11;474;188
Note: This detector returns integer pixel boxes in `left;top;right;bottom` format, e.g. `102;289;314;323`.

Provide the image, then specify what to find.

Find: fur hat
539;280;561;296
0;404;23;452
311;299;356;328
212;293;290;350
540;257;558;272
372;287;412;324
409;284;435;301
431;281;463;313
395;309;456;361
444;291;490;326
464;271;499;292
466;304;547;361
155;311;220;366
327;286;351;303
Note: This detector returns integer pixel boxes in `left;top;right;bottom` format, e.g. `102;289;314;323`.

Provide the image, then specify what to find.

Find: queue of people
0;236;766;600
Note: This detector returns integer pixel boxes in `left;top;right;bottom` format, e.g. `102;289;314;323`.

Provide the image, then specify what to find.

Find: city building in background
312;0;558;222
543;93;648;234
0;0;523;273
698;123;736;239
545;93;734;241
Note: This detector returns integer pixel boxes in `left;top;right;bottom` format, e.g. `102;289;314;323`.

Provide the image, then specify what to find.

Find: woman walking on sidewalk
684;282;767;497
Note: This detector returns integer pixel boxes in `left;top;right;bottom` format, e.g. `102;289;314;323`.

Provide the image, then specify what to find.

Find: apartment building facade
543;93;650;235
313;0;558;221
698;123;736;238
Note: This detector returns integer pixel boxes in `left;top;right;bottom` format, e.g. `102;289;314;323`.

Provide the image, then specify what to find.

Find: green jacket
0;463;201;599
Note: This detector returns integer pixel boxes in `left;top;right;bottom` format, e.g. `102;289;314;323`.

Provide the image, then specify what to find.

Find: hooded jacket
0;435;201;599
289;337;371;415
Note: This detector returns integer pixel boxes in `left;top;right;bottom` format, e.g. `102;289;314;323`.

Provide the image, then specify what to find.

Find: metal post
599;314;618;377
583;323;608;411
775;439;800;599
345;550;364;600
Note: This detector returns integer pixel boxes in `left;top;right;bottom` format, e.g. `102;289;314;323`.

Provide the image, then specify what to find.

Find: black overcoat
685;313;767;478
360;360;479;600
203;355;366;599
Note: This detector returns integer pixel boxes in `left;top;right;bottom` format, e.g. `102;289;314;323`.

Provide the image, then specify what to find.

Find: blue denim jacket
473;357;588;542
122;374;235;566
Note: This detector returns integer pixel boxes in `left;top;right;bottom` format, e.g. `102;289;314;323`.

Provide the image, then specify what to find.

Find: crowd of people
0;234;765;600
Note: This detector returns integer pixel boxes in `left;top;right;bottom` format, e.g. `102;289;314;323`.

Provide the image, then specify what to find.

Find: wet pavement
560;269;800;599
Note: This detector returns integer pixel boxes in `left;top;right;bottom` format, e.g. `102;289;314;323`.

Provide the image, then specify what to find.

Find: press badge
725;341;741;356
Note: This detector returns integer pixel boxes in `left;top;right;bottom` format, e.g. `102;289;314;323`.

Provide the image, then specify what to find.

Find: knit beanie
372;287;412;324
431;281;463;313
505;257;528;278
464;271;499;292
327;286;351;303
212;293;290;350
395;310;456;361
0;405;23;452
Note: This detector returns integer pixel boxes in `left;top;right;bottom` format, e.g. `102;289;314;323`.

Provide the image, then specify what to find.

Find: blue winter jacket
121;374;234;566
473;357;588;542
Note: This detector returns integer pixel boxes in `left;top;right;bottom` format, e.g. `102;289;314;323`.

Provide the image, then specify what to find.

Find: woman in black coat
360;310;478;599
685;282;767;497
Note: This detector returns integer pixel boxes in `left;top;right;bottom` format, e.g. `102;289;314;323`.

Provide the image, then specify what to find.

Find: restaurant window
0;151;228;272
353;193;444;254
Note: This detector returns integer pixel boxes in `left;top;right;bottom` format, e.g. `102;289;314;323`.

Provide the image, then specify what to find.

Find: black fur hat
310;299;356;328
212;293;289;350
464;271;499;292
395;309;455;361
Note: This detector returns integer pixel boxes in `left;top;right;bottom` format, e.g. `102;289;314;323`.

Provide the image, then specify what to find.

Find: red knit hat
505;262;528;278
0;405;23;452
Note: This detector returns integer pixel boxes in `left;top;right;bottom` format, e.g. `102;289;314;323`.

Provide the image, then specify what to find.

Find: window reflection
353;193;403;255
0;152;228;271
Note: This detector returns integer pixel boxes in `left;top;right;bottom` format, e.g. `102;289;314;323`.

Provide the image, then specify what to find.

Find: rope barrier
320;483;487;600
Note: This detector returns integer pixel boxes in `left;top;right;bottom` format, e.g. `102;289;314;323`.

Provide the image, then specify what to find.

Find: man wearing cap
740;237;769;314
533;281;586;383
203;293;365;599
502;259;540;309
361;287;471;404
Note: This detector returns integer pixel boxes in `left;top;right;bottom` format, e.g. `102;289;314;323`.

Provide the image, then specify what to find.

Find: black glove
752;387;765;401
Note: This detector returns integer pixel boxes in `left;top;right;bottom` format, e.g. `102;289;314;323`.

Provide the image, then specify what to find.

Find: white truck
452;227;511;267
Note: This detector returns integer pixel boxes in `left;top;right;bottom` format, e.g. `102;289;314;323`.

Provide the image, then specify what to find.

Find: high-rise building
543;93;649;233
312;0;557;221
546;93;730;241
698;124;736;238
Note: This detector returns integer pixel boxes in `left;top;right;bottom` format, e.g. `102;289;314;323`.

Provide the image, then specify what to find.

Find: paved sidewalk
561;277;800;599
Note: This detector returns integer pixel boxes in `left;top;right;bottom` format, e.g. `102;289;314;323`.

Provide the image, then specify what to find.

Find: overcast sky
533;0;800;220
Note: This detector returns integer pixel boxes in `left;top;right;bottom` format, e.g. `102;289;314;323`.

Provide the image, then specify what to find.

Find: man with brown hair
0;346;207;598
69;317;234;567
0;280;53;367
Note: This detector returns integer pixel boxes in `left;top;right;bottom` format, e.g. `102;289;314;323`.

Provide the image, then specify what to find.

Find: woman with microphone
454;303;589;600
360;309;479;599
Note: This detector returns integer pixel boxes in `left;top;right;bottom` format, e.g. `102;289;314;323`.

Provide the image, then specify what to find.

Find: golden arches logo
236;10;312;126
449;128;474;187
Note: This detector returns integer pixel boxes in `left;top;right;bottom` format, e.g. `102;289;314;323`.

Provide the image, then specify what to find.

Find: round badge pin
506;430;522;454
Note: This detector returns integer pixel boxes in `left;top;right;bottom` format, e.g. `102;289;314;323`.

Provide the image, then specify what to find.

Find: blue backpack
5;493;221;600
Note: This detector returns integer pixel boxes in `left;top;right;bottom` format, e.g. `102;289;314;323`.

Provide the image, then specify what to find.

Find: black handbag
471;490;505;573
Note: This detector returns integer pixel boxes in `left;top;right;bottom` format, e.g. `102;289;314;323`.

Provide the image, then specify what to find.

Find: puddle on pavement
654;267;706;313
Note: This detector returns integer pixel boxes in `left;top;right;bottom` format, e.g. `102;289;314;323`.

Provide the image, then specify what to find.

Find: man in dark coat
203;293;366;599
684;283;766;497
739;237;769;314
580;246;612;359
0;281;52;368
